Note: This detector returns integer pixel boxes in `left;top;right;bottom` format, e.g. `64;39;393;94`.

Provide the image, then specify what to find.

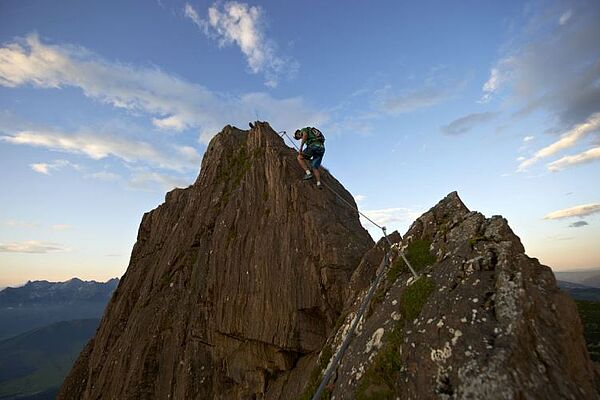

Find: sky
0;0;599;288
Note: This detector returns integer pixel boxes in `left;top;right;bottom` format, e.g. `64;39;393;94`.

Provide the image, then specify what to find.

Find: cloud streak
184;2;294;88
518;112;600;171
30;159;79;175
378;79;464;115
0;117;197;191
1;129;202;172
480;67;503;103
0;34;323;141
547;146;600;171
569;221;588;228
441;111;498;135
86;171;121;182
4;220;39;228
0;240;69;253
544;204;600;220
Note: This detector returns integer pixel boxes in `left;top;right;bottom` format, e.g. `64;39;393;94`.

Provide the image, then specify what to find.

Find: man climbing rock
294;127;325;188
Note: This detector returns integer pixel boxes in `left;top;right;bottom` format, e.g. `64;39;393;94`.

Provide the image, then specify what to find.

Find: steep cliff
59;122;373;399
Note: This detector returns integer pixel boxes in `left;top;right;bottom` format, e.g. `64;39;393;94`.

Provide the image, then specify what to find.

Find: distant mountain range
554;268;600;288
0;278;117;399
0;277;119;306
0;278;118;340
0;319;100;400
557;281;600;302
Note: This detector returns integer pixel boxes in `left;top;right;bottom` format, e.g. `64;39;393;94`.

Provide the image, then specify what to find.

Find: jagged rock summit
59;122;374;399
60;123;599;399
309;192;600;399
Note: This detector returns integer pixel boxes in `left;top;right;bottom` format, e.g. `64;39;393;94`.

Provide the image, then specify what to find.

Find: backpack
307;127;325;145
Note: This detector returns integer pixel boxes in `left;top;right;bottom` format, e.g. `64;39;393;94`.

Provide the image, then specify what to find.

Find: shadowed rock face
315;192;600;400
60;122;599;400
58;122;374;400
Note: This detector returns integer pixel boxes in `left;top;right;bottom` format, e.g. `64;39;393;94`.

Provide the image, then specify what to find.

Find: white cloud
185;2;294;87
547;146;600;171
31;163;50;174
152;115;188;132
0;240;70;253
360;207;421;226
544;203;600;220
523;136;534;142
0;33;210;132
184;3;206;32
354;194;366;203
29;159;79;175
0;33;320;141
559;9;572;25
518;112;600;171
2;129;202;172
128;171;190;192
358;206;424;239
480;67;504;103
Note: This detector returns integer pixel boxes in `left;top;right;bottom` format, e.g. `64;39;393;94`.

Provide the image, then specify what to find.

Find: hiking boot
316;181;322;189
303;173;314;180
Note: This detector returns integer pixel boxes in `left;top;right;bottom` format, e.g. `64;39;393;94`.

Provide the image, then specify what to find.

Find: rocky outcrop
60;121;599;400
309;192;600;399
58;122;373;399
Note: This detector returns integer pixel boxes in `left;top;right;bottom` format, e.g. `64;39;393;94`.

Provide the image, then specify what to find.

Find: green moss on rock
356;276;435;399
400;276;436;321
386;239;436;284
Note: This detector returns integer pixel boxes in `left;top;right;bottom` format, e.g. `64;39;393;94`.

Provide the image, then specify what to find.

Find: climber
294;127;325;188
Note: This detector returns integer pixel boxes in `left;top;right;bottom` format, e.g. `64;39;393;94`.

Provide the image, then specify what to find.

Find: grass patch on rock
356;276;436;400
371;239;437;315
400;276;436;321
386;239;436;284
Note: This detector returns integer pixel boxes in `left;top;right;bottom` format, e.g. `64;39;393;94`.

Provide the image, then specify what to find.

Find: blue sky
0;0;599;287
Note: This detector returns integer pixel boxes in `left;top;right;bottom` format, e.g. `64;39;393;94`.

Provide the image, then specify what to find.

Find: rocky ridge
307;192;600;399
59;123;600;399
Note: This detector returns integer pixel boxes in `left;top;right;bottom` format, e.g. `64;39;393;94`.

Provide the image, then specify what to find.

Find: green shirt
301;127;325;148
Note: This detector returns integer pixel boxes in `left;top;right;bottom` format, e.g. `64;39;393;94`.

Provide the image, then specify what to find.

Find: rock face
60;122;599;400
314;192;600;399
58;122;373;399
